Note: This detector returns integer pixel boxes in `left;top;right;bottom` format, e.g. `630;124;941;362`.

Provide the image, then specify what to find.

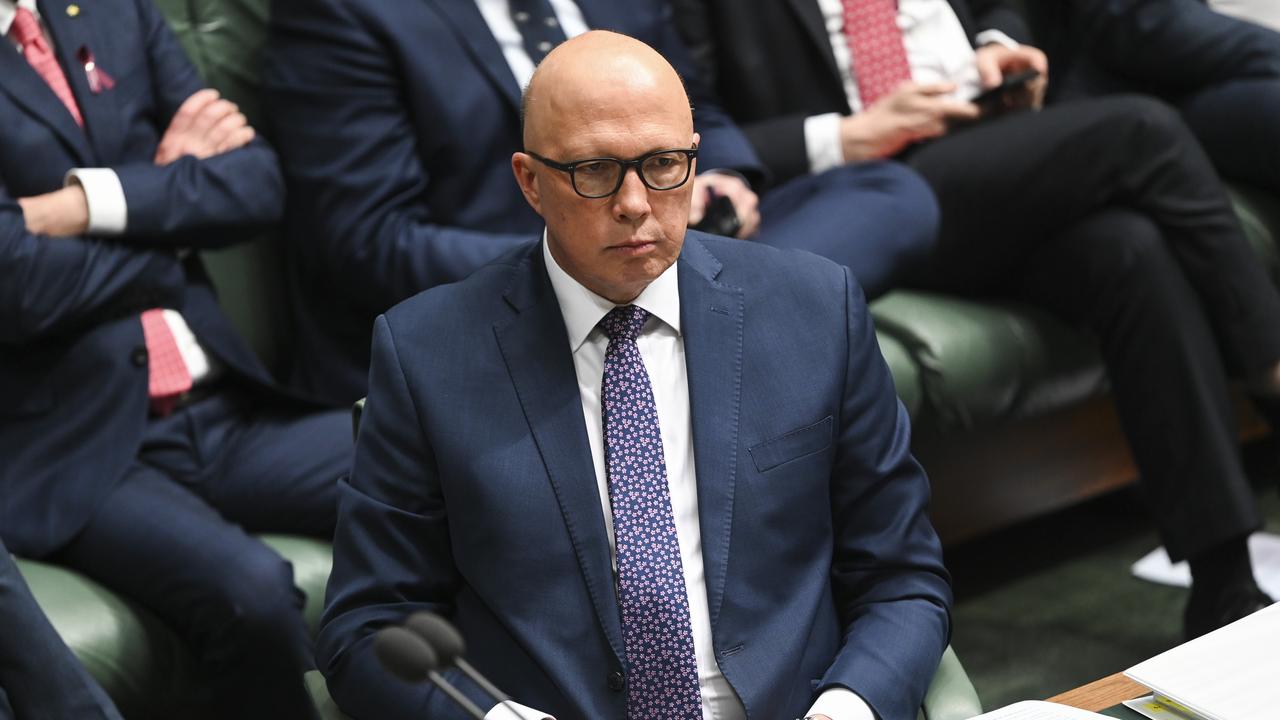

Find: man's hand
18;185;89;237
973;43;1049;114
153;88;256;165
688;172;761;239
839;82;980;162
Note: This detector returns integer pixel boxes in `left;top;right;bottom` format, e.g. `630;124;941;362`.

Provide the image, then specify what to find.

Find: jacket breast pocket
748;416;833;473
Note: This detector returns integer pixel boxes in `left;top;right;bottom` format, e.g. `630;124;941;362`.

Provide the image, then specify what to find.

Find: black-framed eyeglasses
525;146;698;199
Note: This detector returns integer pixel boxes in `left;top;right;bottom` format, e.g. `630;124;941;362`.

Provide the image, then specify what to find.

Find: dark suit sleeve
965;0;1033;45
261;0;534;314
316;316;491;720
820;267;952;720
104;0;283;244
1068;0;1280;93
647;0;767;185
0;184;182;345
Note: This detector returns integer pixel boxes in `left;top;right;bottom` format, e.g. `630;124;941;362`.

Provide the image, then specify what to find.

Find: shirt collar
542;230;682;353
1;0;41;39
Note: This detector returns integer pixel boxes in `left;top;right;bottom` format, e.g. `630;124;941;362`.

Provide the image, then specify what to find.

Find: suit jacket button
131;346;148;367
607;671;624;692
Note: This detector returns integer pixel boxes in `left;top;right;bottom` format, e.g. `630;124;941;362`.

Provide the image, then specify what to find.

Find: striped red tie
8;7;83;126
842;0;913;108
140;310;193;416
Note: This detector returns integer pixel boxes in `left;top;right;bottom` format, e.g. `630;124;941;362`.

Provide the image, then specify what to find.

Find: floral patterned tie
600;305;702;719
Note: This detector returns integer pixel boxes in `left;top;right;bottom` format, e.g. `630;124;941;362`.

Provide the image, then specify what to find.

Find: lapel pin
66;4;80;16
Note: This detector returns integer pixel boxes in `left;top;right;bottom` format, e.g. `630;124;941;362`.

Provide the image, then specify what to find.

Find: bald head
522;31;692;152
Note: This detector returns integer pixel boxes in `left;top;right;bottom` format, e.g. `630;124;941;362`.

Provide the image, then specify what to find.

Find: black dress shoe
1183;585;1275;640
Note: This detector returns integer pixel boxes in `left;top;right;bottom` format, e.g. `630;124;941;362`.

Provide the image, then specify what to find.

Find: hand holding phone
971;69;1041;113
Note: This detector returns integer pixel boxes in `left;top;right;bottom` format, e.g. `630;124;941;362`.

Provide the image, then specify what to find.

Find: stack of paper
1124;602;1280;720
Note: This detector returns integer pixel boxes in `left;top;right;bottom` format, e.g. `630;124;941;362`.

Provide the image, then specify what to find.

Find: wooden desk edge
1047;672;1149;713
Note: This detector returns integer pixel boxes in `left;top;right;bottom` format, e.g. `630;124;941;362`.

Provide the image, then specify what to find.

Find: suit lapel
677;238;743;633
432;0;522;114
0;2;92;163
42;0;125;163
783;0;841;84
494;248;626;665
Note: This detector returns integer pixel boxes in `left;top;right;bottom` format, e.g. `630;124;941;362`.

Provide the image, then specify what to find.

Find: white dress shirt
1209;0;1280;32
473;0;589;91
804;0;1018;173
3;0;214;386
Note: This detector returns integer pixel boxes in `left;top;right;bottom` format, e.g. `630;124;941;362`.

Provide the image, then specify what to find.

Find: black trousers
0;542;121;720
51;389;350;719
904;94;1280;561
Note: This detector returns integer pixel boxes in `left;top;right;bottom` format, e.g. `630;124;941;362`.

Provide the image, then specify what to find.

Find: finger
207;111;249;154
215;126;255;155
188;99;239;138
974;47;1005;89
912;82;959;97
687;185;708;225
168;88;219;135
736;209;761;239
938;100;981;121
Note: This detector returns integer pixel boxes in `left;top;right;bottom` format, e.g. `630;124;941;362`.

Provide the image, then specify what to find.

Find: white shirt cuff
974;29;1021;50
485;700;554;720
806;686;877;720
803;112;845;175
65;167;127;235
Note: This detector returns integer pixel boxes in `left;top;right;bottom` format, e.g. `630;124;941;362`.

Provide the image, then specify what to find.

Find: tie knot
9;7;41;46
601;305;648;341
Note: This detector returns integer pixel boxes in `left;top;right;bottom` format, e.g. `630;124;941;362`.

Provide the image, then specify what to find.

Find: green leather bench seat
871;291;1106;432
15;535;332;718
878;329;925;419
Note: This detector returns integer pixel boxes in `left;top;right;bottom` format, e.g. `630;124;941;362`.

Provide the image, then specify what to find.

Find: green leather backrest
154;0;291;377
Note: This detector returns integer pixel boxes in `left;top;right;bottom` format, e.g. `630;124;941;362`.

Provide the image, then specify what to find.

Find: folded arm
0;184;182;345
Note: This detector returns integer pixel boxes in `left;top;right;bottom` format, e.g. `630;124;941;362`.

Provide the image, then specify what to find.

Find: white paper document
1131;532;1280;598
1125;602;1280;720
966;700;1110;719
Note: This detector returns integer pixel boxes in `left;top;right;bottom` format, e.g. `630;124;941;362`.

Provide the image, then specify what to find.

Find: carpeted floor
944;442;1280;710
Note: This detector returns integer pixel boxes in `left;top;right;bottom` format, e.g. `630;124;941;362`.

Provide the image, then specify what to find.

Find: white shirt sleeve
484;700;555;720
64;168;128;235
803;111;846;175
805;686;877;720
974;29;1021;50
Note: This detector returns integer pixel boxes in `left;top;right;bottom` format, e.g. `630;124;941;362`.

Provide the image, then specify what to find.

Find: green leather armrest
921;645;983;720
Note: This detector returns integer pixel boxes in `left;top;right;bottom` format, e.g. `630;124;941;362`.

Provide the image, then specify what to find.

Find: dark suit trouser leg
755;160;939;299
0;545;122;720
904;95;1277;561
1179;79;1280;196
1014;209;1263;560
906;94;1280;377
52;393;350;720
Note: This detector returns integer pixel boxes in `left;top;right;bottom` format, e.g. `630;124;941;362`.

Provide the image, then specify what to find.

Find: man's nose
611;166;651;221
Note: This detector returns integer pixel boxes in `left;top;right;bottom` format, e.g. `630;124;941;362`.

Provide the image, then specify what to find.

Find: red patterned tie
140;310;193;416
842;0;913;108
8;7;83;126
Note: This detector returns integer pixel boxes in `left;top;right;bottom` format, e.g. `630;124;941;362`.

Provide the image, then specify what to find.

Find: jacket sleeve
261;0;534;315
0;184;183;345
316;316;491;720
106;0;284;245
965;0;1034;45
819;267;953;720
1067;0;1280;93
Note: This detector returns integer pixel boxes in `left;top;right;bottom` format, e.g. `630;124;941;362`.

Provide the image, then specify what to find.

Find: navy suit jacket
0;0;288;557
1028;0;1280;102
318;232;951;720
263;0;765;407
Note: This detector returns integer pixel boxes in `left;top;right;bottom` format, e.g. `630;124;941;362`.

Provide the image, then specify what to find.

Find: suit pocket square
76;46;115;94
748;415;833;473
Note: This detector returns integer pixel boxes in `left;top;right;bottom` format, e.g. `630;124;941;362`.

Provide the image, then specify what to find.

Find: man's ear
511;152;542;214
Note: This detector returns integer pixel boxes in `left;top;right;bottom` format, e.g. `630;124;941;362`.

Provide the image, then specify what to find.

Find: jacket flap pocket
748;416;833;473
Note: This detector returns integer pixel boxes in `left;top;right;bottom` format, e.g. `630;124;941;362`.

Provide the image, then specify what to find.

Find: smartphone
971;68;1040;108
691;189;742;238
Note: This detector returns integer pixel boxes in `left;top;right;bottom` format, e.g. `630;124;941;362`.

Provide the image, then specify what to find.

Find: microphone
405;612;511;704
373;626;489;720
